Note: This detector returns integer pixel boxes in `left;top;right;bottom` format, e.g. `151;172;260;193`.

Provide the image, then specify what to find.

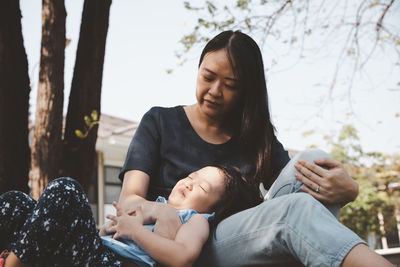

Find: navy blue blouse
119;106;289;200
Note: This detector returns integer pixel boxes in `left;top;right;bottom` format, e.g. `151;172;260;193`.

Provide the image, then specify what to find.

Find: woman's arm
100;169;150;234
115;170;182;239
109;209;209;267
100;170;151;235
294;158;359;205
118;170;150;213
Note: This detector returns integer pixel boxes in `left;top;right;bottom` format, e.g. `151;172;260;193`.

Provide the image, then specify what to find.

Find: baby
100;165;262;267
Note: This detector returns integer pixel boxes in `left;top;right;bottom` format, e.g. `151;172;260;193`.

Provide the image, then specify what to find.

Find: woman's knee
266;149;332;200
45;177;83;193
0;191;36;212
1;190;30;202
41;177;87;206
47;176;80;187
294;149;331;163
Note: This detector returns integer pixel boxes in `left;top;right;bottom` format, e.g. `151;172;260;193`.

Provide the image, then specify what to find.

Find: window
105;166;122;204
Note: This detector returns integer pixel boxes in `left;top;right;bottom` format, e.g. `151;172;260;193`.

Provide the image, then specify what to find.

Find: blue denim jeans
196;149;365;267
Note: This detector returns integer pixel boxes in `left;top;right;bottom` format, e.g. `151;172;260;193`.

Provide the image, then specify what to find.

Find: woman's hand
294;158;359;205
107;202;144;240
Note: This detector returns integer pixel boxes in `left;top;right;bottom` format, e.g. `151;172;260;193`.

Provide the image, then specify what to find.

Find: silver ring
315;185;320;193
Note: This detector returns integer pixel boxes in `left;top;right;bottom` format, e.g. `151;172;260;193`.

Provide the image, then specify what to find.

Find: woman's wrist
147;202;171;221
340;178;359;206
136;201;172;224
348;179;359;202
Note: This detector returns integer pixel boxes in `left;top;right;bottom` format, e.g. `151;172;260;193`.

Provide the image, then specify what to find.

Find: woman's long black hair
199;31;278;188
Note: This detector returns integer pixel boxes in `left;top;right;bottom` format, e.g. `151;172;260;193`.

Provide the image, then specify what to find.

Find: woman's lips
204;99;221;108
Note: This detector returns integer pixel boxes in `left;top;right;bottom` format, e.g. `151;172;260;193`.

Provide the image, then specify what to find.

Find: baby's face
168;166;226;213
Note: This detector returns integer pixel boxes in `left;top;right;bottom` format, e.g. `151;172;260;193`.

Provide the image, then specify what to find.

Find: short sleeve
119;108;161;181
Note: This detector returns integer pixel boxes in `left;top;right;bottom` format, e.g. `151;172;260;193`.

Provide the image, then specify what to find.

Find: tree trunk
0;0;31;195
62;0;112;192
30;0;66;199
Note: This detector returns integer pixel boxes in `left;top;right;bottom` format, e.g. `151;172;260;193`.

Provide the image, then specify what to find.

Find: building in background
89;114;138;227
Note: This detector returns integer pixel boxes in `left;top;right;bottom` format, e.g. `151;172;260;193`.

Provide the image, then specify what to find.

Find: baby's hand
98;220;116;236
107;204;144;240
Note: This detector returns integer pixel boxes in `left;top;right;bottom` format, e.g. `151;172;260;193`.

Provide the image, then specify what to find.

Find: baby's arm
134;214;209;267
100;201;182;239
109;210;209;267
117;170;182;239
152;202;183;239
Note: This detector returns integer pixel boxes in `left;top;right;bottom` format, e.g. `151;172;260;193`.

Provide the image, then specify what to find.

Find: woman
111;30;392;266
2;31;391;267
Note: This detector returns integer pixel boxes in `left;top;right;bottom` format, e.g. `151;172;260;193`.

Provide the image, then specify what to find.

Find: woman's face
195;49;241;120
168;166;226;213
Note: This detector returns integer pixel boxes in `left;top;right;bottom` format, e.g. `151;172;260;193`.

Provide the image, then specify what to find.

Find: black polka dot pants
0;177;122;267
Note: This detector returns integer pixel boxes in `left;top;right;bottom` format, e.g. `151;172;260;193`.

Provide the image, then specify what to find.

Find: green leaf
183;1;201;11
184;1;190;9
245;17;251;30
368;1;380;8
206;0;217;15
237;0;251;9
75;130;84;139
84;116;91;127
91;110;99;121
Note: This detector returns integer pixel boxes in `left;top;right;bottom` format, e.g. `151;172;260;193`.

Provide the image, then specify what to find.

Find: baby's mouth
178;188;186;197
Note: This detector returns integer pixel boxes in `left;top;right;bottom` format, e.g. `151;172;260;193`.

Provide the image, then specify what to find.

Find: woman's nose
208;81;222;97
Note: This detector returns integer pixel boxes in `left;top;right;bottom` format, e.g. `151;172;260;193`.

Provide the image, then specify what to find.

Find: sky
20;0;400;155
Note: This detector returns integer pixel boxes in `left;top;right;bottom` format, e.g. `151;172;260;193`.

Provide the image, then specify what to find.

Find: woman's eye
225;84;237;90
199;185;207;192
204;76;213;82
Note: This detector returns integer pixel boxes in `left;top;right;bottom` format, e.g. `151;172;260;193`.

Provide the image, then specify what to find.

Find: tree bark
30;0;66;199
0;0;31;195
62;0;112;192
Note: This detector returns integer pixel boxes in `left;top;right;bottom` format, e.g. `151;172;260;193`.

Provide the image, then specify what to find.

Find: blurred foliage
180;0;399;58
178;0;400;89
75;110;100;139
329;124;400;248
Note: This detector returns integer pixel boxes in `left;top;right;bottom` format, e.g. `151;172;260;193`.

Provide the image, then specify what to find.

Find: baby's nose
186;183;193;191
